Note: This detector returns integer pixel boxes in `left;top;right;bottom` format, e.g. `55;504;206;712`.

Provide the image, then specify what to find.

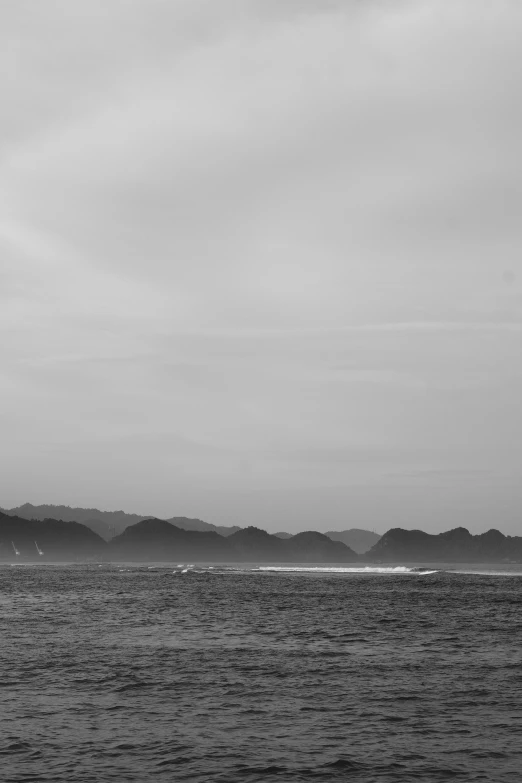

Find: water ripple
0;565;521;781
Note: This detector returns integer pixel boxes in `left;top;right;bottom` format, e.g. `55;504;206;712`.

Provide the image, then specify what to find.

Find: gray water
1;563;521;782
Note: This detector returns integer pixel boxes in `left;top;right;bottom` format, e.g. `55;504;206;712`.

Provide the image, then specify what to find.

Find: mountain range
0;504;378;552
110;521;358;562
0;510;106;560
0;503;241;539
1;506;521;563
369;526;522;562
0;511;357;562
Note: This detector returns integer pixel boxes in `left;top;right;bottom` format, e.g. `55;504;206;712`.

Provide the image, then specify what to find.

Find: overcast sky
2;0;522;534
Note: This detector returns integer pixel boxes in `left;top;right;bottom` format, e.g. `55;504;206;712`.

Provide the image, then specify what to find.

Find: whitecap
450;569;522;577
257;566;438;575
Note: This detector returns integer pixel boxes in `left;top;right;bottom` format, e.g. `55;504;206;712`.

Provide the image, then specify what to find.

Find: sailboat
35;541;44;556
11;541;20;556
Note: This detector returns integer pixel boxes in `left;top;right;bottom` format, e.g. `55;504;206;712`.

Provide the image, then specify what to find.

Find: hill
1;503;145;538
109;521;359;562
365;527;522;563
109;518;232;560
164;517;241;537
0;511;107;561
1;504;239;539
227;526;285;560
3;506;521;563
325;529;381;554
284;531;359;562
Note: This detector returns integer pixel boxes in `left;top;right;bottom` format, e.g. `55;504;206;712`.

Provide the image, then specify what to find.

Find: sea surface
1;563;522;782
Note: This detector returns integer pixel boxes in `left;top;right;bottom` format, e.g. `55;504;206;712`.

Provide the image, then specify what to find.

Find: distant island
109;520;358;562
0;510;107;561
1;503;379;552
1;505;522;563
367;526;522;563
0;503;241;539
0;510;357;563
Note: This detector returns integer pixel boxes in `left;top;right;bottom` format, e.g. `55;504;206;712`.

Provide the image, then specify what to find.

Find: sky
1;0;522;534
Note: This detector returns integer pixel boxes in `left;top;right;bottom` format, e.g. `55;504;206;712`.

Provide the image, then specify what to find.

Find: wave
257;566;438;575
449;569;522;577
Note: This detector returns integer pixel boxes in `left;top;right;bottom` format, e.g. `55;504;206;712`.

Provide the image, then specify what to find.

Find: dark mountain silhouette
1;504;239;539
285;531;359;562
109;519;232;561
0;511;107;560
226;527;358;562
325;529;381;554
165;517;241;537
6;504;520;563
365;527;522;562
109;521;359;562
227;526;285;560
2;503;145;538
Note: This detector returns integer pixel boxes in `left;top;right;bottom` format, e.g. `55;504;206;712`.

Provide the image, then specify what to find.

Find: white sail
11;541;20;556
35;540;44;556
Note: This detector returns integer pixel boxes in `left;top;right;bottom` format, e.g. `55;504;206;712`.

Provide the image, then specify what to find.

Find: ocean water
1;564;521;782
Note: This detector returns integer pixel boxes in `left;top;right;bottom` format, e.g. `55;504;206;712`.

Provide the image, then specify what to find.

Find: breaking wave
449;569;522;577
257;566;439;575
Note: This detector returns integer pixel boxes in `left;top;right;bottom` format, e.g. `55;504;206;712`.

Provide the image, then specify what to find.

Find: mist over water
1;564;521;782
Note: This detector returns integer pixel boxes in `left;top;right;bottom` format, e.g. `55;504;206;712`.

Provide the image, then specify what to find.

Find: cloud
1;0;522;530
3;1;522;330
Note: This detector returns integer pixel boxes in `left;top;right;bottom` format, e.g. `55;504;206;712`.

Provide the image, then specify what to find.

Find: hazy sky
2;0;522;533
